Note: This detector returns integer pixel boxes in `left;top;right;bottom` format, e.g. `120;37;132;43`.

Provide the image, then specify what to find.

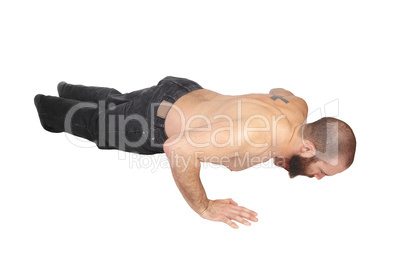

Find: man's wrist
197;199;211;217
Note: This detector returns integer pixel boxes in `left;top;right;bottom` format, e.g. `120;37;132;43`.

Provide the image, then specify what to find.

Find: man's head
289;117;356;179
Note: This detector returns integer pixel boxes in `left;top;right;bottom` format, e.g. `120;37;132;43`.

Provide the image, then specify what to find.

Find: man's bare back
164;88;308;171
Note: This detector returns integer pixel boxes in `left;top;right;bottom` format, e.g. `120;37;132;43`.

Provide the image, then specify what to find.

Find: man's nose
314;173;324;180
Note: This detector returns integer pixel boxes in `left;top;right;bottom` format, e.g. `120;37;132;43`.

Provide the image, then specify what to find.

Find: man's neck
282;124;304;158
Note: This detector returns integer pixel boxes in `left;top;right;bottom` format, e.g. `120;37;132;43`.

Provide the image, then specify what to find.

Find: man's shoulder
268;93;308;123
288;95;308;116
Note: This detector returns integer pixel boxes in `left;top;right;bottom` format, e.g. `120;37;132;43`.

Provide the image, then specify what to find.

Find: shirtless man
34;76;356;229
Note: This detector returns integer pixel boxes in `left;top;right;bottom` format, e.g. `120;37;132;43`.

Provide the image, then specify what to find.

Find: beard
288;155;317;178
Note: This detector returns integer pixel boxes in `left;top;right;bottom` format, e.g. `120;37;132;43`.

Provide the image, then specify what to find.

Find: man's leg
57;82;122;103
34;94;98;141
35;80;167;153
57;82;149;106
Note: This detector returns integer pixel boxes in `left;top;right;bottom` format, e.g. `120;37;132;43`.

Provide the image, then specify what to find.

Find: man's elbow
163;141;178;158
163;135;182;155
163;139;190;159
163;141;170;155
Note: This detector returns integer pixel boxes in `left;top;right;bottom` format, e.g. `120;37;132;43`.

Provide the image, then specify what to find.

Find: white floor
1;1;401;266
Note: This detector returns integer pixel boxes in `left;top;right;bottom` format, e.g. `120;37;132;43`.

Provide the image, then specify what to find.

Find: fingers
223;199;255;216
215;199;259;229
224;209;259;229
224;218;239;229
232;206;258;222
229;214;252;226
240;206;257;216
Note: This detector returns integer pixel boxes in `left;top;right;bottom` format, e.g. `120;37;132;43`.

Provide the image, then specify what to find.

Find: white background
1;0;401;266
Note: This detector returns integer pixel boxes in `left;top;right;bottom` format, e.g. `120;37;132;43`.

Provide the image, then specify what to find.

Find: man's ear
299;140;316;158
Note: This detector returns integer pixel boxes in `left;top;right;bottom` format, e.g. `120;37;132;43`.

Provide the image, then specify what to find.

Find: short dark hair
303;117;356;168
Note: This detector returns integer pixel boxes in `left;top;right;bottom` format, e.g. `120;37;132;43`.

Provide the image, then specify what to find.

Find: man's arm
163;120;264;228
164;146;208;215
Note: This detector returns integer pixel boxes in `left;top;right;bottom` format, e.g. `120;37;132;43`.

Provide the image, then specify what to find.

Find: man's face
288;155;317;178
288;155;346;180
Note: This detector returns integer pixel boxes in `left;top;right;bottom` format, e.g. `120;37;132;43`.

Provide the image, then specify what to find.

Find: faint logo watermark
61;97;340;171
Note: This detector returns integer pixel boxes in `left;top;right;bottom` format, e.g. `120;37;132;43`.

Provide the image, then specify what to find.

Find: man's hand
199;198;258;229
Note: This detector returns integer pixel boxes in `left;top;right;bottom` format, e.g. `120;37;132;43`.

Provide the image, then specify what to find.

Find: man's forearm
166;151;209;215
